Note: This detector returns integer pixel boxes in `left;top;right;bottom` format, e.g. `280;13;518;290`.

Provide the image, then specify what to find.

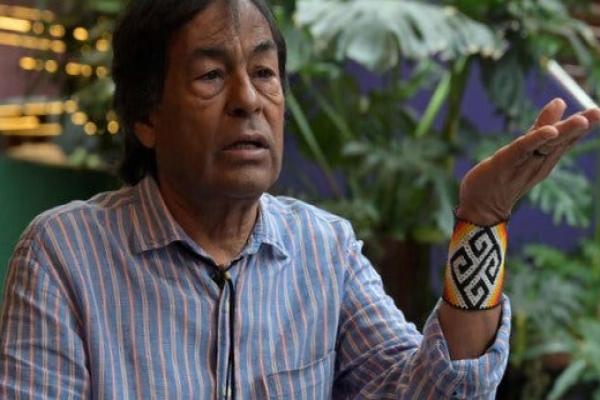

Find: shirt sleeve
333;238;510;399
0;232;90;399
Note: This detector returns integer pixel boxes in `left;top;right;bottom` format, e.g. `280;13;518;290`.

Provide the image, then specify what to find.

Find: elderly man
1;0;598;399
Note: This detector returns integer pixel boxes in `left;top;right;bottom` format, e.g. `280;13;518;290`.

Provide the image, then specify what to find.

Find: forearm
438;302;501;359
440;207;507;360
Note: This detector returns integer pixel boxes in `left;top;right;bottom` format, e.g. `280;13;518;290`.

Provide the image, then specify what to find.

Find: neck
157;176;261;267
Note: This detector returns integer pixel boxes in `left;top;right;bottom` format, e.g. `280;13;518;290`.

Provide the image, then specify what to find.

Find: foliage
295;1;505;71
507;240;600;398
33;0;127;168
281;0;600;252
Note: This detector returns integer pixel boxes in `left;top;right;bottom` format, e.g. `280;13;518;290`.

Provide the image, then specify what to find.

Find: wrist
455;204;509;227
442;216;508;311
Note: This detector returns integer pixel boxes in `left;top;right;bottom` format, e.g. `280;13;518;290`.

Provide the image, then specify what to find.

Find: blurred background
1;0;600;398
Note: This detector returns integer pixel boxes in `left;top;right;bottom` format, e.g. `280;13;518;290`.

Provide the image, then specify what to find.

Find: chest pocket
264;351;336;399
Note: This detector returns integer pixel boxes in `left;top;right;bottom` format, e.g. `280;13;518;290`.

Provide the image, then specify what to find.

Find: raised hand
456;98;600;226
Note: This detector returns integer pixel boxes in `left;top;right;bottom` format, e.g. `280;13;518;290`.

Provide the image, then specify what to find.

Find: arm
333;237;510;399
439;98;600;359
0;234;90;399
438;303;501;360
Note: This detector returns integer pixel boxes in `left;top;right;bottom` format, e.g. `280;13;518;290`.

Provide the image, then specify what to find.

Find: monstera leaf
295;0;507;71
528;158;592;228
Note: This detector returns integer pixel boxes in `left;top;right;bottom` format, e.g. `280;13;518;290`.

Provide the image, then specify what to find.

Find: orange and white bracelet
442;217;507;310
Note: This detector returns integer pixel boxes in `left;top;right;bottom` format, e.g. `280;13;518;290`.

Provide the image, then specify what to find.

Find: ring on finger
533;149;550;158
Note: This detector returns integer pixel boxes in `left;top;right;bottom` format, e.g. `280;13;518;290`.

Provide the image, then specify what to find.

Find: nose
226;72;261;118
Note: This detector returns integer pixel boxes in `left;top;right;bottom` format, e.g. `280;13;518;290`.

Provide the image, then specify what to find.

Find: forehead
175;0;273;50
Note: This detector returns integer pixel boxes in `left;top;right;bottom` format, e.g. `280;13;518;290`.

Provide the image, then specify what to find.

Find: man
1;0;598;398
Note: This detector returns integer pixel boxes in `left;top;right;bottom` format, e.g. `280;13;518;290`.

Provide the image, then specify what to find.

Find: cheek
155;103;220;159
264;97;285;138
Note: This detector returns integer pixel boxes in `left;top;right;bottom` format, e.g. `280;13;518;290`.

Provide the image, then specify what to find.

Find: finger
522;119;595;193
580;107;600;126
538;114;589;151
530;98;567;130
545;114;590;147
516;108;600;196
499;125;559;165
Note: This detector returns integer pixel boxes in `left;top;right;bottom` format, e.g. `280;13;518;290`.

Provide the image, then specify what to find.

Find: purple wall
277;61;598;296
459;63;596;253
278;61;596;252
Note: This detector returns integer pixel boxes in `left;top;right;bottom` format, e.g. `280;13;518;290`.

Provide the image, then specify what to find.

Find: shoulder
261;193;358;248
15;185;136;256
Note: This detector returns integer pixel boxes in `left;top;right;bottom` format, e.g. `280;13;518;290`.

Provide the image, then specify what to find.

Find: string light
0;15;32;33
0;104;22;117
65;62;81;76
73;27;88;41
96;66;109;78
20;101;64;116
49;24;65;38
23;102;47;115
107;120;119;135
0;32;65;53
0;5;55;23
64;100;78;113
80;64;93;77
0;101;66;118
1;123;62;137
50;40;65;53
62;61;102;77
0;5;115;141
95;38;109;52
45;59;58;73
0;116;39;130
19;57;61;74
19;56;36;70
45;102;64;115
84;121;97;135
31;21;44;35
71;111;88;125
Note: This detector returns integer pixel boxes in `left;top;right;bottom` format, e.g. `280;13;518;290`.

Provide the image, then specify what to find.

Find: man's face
137;0;285;202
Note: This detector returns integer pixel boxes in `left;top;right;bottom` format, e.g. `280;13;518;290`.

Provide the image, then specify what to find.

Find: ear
133;118;157;149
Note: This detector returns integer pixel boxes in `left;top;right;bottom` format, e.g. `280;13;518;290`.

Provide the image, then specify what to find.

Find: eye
255;68;276;79
198;70;223;81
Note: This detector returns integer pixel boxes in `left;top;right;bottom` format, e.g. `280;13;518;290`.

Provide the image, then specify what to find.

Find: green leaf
286;89;342;196
547;359;587;400
296;0;506;71
528;161;592;227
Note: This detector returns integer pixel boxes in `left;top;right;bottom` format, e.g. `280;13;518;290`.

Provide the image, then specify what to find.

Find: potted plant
271;0;600;324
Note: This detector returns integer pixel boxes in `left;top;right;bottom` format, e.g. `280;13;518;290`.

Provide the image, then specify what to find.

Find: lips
222;134;269;151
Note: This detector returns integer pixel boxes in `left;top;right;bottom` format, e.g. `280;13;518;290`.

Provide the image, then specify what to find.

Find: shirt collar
131;176;289;260
244;194;290;260
131;175;190;254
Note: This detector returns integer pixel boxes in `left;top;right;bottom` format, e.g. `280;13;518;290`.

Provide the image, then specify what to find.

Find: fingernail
553;98;565;107
543;128;559;139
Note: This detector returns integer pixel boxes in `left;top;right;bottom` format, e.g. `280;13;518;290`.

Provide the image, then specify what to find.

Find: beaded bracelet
442;216;507;311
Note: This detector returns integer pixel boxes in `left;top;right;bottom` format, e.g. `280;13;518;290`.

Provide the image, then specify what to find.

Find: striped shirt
0;176;510;399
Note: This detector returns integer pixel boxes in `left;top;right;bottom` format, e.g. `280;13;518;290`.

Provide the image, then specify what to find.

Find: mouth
221;134;270;161
223;140;268;151
223;134;270;151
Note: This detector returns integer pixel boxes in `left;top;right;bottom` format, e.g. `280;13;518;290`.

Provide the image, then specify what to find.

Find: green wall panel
0;157;118;300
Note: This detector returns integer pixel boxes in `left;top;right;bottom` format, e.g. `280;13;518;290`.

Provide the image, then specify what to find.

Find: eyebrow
187;39;277;64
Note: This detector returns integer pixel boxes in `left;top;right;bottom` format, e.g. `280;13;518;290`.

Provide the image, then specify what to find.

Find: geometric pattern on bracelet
443;221;507;310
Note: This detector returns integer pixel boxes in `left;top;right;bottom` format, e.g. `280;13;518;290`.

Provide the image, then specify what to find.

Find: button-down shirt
0;176;510;399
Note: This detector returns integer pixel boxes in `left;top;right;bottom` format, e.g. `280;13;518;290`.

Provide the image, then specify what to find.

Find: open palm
457;98;600;226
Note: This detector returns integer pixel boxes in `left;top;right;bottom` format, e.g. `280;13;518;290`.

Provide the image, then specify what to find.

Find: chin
219;178;274;200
